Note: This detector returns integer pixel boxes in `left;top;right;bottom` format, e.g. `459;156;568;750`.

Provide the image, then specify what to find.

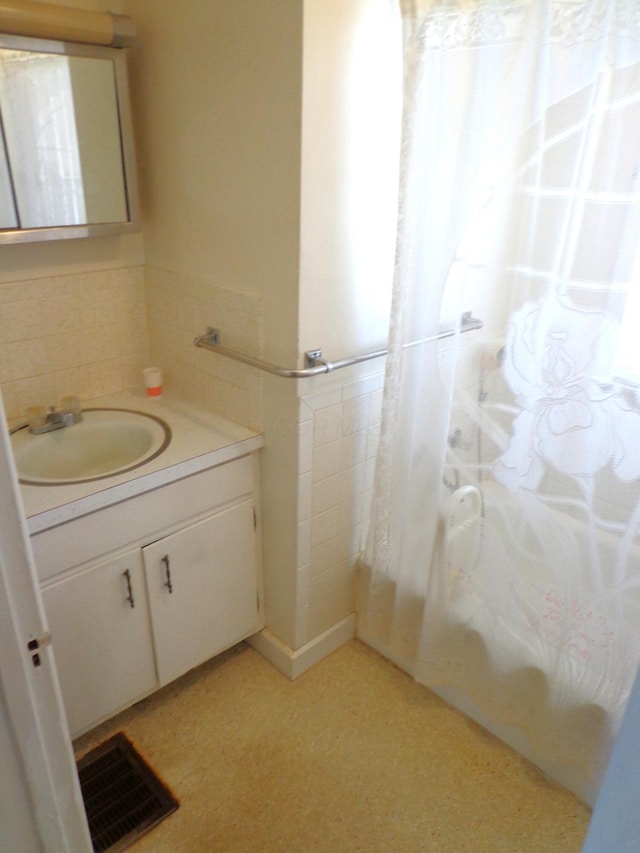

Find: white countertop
15;390;263;535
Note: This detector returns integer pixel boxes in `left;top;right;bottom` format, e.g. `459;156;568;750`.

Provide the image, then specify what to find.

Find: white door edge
0;391;92;852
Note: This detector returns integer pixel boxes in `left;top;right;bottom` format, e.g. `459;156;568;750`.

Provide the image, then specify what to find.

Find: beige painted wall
299;0;400;361
126;0;302;366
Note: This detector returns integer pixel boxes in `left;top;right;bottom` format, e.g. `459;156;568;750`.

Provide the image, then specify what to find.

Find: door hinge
253;507;257;531
27;632;52;668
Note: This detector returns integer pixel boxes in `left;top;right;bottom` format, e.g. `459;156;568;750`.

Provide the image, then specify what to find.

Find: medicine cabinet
0;33;139;243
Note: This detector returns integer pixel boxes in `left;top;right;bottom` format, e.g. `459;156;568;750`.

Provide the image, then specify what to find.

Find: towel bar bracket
305;349;324;369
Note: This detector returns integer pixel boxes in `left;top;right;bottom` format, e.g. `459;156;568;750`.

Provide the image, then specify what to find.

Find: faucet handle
60;396;81;415
26;405;48;429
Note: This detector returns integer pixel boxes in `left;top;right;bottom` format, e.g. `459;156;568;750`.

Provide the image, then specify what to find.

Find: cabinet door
143;499;260;687
42;551;157;736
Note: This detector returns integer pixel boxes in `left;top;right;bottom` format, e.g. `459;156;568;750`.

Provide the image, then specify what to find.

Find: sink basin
11;408;172;485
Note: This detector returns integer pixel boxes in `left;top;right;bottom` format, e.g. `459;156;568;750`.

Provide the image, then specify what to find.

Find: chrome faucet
28;398;83;434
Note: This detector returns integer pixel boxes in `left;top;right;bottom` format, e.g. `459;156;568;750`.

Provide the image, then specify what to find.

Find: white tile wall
145;266;264;430
0;267;148;421
296;372;384;645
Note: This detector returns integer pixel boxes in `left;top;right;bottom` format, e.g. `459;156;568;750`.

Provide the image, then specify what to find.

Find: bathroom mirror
0;33;139;243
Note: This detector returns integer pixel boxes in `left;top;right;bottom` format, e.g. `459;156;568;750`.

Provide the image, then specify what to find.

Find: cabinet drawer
33;455;254;581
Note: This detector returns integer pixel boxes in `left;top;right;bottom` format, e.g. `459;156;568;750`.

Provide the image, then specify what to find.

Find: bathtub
431;480;640;804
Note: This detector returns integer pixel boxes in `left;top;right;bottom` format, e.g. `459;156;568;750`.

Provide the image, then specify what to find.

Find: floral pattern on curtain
361;0;640;804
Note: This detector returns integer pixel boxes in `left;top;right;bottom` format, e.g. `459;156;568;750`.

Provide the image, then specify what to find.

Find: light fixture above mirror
0;32;139;244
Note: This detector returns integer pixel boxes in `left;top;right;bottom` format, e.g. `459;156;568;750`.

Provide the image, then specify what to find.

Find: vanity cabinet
42;551;156;736
33;454;263;737
143;500;259;687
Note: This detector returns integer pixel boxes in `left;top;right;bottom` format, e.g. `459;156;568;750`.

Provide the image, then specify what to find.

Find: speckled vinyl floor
74;640;591;852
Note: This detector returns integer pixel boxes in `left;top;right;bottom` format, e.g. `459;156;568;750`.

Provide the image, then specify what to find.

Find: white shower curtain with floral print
360;0;640;804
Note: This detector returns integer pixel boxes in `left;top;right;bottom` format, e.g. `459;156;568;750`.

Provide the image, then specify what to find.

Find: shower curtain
361;0;640;804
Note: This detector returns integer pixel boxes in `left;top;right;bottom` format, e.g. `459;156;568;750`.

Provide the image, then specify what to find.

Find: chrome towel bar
193;312;483;379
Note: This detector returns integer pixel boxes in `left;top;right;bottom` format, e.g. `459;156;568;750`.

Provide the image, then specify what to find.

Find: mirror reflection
0;36;138;242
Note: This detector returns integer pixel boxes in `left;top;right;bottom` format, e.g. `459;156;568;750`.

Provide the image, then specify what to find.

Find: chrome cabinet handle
162;554;173;594
123;569;135;608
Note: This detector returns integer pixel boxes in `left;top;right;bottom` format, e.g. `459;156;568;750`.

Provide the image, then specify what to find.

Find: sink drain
77;732;178;852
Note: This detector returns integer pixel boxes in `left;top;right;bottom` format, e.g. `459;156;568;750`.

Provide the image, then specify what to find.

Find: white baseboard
248;614;356;680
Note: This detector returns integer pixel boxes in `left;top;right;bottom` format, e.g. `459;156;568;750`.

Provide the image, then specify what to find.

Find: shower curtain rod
193;312;483;378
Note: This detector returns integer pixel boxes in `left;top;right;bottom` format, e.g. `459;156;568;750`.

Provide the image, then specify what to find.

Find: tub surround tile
298;398;313;423
341;429;368;469
310;538;338;578
297;471;312;522
312;402;343;447
311;469;352;516
295;372;384;647
338;492;365;532
311;507;340;548
296;520;312;569
310;559;355;604
298;419;313;474
293;605;309;650
342;372;383;401
308;582;356;639
342;395;371;436
296;564;310;610
366;423;381;459
336;522;365;562
312;439;342;483
303;386;343;412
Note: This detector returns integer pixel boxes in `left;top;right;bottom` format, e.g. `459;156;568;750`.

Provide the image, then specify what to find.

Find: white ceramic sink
11;408;171;485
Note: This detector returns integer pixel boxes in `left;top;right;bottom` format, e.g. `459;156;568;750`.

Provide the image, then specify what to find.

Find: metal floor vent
77;732;179;852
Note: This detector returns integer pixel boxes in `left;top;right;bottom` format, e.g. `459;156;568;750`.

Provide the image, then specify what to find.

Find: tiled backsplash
0;267;149;421
144;266;264;431
295;374;383;646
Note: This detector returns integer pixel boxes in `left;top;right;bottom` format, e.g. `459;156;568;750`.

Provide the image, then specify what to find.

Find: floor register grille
77;732;178;852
